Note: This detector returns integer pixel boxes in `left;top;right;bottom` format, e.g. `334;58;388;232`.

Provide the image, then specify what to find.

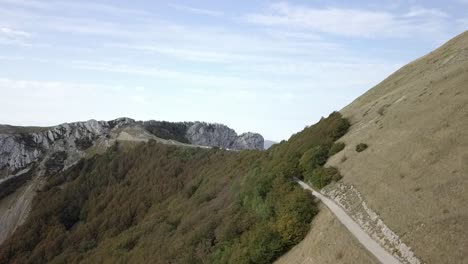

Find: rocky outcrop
0;118;264;177
0;120;112;176
186;122;237;149
186;122;264;150
232;132;264;150
0;135;41;172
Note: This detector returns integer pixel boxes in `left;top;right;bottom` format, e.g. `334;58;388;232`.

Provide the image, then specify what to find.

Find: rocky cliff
0;118;263;180
0;118;129;179
232;132;265;150
185;122;264;150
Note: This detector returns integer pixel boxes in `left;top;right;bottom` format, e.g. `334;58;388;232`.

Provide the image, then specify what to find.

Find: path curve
297;180;402;264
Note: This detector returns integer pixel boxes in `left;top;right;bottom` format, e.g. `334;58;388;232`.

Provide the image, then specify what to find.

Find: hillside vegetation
325;31;468;263
0;112;349;264
141;120;192;144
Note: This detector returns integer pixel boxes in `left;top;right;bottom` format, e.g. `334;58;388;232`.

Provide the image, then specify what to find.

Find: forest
0;112;349;264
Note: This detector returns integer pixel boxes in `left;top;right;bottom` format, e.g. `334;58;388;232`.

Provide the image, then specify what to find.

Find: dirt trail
297;180;401;264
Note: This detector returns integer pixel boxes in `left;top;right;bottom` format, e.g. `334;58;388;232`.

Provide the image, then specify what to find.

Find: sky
0;0;466;141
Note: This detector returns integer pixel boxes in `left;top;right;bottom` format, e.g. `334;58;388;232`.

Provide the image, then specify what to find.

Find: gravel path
297;180;402;264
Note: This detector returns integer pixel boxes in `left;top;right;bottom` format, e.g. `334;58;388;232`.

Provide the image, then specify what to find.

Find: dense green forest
0;112;349;264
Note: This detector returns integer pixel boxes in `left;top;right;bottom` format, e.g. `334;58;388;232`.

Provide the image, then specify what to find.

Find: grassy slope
0;112;349;264
326;31;468;263
275;204;379;264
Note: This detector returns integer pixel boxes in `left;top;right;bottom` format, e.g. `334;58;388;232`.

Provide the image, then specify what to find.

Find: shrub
328;142;345;157
356;143;368;152
306;167;342;189
331;117;350;141
245;225;285;264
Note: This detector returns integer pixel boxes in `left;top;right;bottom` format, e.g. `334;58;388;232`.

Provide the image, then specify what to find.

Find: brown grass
327;31;468;263
275;204;379;264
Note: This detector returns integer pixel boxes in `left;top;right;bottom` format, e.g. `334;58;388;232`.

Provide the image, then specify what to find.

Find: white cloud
0;0;340;59
0;0;148;16
0;27;30;37
265;30;322;41
244;2;450;38
64;59;287;92
169;4;223;17
0;0;48;9
0;27;32;45
0;0;155;42
107;43;250;63
403;7;448;18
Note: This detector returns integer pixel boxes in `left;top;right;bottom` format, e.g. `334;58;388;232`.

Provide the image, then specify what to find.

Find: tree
299;145;329;173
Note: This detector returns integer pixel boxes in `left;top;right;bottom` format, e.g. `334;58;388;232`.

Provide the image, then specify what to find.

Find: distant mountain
0;118;264;177
264;140;278;149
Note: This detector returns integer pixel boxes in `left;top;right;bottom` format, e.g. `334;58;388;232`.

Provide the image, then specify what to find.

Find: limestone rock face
0;118;264;177
232;132;264;150
186;122;238;149
109;117;136;129
186;122;264;150
0;119;116;175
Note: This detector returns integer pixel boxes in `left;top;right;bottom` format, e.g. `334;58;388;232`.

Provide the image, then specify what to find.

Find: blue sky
0;0;466;141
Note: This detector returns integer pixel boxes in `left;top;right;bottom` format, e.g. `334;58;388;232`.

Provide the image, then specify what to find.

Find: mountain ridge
0;117;264;174
278;30;468;264
0;117;264;244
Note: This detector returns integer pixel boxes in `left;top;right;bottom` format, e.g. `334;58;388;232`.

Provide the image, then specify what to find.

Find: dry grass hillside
275;204;379;264
324;30;468;263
